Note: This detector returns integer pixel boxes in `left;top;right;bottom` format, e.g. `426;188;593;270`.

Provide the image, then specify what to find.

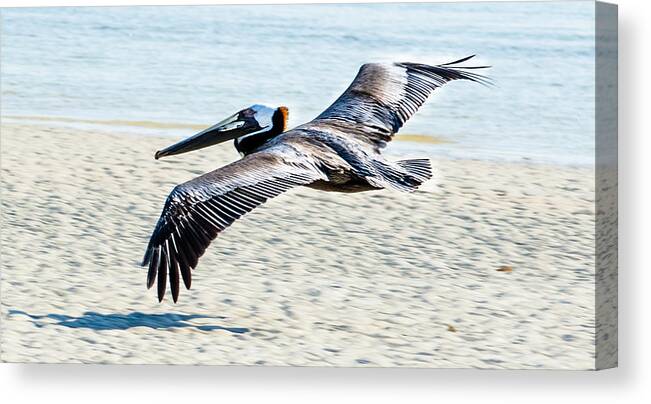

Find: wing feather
303;55;490;151
141;147;325;302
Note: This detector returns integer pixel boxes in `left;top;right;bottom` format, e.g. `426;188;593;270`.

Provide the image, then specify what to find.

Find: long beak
155;113;258;160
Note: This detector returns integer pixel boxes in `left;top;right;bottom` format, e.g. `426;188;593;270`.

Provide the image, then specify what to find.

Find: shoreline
0;117;595;168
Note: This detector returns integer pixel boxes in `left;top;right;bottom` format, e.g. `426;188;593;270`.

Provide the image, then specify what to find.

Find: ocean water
1;2;595;165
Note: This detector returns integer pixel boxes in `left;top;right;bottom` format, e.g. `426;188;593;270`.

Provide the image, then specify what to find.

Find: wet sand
1;123;598;368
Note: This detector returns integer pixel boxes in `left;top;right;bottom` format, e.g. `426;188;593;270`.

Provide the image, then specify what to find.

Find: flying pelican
142;55;490;302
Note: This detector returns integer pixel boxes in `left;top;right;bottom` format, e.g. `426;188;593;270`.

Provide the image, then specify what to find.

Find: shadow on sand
8;310;249;334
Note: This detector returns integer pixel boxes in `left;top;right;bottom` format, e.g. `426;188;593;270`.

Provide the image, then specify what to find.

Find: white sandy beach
1;123;598;368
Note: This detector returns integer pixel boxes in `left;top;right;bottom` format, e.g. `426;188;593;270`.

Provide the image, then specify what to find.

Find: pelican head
155;104;288;159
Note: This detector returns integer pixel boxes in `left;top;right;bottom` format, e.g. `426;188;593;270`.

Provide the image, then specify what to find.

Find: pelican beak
154;113;259;159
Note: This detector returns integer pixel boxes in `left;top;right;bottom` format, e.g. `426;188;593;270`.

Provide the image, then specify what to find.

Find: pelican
143;55;490;302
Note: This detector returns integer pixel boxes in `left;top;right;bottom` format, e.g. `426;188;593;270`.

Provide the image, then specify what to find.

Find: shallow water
1;2;595;165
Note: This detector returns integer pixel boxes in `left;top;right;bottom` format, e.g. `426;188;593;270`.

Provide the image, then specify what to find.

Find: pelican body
143;56;490;302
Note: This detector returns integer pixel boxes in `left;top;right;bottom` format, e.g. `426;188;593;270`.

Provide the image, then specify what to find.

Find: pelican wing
305;55;490;151
141;147;325;302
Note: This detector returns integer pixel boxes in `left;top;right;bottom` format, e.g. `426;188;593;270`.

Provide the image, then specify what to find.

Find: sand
0;123;597;369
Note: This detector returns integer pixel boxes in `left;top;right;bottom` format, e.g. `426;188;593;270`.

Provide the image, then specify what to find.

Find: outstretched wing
303;55;490;152
141;147;325;302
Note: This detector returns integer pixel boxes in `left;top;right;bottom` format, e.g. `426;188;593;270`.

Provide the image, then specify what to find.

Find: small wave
2;115;207;131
